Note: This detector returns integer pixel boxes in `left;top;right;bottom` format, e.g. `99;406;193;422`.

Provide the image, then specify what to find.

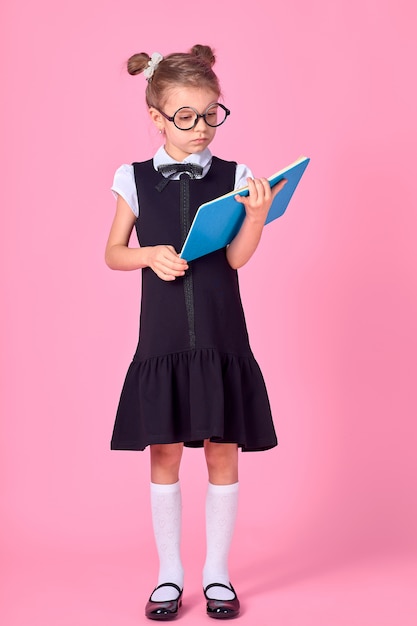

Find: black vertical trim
180;174;196;349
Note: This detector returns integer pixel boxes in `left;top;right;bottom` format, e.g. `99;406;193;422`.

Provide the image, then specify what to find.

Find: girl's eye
174;108;197;127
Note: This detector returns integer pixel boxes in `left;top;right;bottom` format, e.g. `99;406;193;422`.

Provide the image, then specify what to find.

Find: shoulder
209;156;237;179
235;163;253;190
113;163;134;184
209;157;253;190
113;159;154;180
111;164;138;217
211;156;237;168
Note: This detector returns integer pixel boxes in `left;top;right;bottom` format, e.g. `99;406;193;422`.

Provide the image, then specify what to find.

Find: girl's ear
149;107;164;132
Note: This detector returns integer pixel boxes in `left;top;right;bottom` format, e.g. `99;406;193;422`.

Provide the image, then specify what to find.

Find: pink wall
1;0;416;604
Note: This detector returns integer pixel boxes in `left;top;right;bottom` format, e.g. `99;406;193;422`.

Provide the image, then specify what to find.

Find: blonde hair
127;44;221;108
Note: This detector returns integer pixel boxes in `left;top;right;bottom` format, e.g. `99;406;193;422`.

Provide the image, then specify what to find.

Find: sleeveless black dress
110;156;277;452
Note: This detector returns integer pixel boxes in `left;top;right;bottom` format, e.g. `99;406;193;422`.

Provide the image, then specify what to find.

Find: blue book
180;156;310;261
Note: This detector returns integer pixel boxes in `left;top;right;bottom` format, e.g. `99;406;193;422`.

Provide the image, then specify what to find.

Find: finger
155;269;176;281
252;177;272;203
234;193;245;204
165;245;184;258
157;263;187;277
164;245;187;263
156;261;186;280
254;177;268;188
161;249;188;269
271;178;287;200
258;177;272;199
247;177;259;200
162;258;188;271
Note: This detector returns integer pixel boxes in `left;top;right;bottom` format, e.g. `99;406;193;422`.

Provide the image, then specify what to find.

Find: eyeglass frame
154;102;231;130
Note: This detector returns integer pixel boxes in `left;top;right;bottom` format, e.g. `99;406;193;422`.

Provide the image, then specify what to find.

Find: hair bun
127;52;151;76
190;44;216;68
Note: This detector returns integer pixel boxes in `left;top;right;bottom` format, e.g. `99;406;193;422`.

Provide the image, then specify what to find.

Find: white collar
153;146;212;170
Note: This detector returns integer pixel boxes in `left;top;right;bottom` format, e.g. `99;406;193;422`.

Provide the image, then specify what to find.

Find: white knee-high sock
150;481;184;601
203;481;239;601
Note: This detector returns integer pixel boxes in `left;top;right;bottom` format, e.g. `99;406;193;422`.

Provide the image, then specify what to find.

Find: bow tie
156;162;203;191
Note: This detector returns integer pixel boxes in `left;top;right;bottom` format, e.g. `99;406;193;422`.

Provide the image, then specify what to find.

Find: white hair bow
143;52;163;81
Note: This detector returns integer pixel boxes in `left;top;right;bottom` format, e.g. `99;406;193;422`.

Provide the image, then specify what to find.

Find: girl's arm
226;177;287;270
105;195;188;280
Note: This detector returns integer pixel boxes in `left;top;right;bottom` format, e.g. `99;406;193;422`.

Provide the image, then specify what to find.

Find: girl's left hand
226;177;287;270
234;177;287;223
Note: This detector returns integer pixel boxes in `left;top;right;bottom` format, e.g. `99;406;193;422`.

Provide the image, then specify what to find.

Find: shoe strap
153;582;182;595
204;582;236;598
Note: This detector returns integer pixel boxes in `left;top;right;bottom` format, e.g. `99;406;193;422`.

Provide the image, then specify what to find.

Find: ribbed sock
203;481;239;601
150;481;184;602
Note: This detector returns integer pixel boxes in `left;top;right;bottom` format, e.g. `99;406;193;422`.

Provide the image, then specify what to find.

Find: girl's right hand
105;196;188;278
147;245;189;281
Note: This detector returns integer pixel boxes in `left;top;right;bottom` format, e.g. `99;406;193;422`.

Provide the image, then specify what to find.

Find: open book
180;156;310;261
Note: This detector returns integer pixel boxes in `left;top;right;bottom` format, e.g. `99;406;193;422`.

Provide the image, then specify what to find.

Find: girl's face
149;87;220;161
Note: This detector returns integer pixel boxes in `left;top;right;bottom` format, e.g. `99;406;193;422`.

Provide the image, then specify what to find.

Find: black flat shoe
145;583;183;621
204;583;240;619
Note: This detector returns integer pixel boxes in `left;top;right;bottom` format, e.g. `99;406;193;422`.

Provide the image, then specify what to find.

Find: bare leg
150;442;183;484
204;440;238;485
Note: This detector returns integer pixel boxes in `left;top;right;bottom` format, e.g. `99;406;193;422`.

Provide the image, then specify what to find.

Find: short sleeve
111;164;139;217
234;164;253;191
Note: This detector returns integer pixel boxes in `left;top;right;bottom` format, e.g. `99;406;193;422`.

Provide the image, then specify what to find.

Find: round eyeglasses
156;102;230;131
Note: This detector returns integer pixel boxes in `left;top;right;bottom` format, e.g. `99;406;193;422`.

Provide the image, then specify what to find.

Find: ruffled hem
110;348;277;452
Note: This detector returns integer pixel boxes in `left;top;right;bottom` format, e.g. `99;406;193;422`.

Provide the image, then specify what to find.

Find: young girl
105;44;285;620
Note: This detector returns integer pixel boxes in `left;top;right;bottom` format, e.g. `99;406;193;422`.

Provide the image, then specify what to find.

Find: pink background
1;1;416;624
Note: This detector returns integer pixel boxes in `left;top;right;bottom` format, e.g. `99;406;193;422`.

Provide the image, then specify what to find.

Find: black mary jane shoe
145;583;183;621
204;583;240;619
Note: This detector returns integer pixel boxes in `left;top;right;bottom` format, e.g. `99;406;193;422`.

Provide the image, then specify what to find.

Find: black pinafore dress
110;156;277;452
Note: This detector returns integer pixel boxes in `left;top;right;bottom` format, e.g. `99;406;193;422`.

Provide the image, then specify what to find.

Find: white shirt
111;146;253;217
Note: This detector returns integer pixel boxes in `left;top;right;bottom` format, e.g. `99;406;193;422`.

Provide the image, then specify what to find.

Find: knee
150;443;183;483
204;442;238;484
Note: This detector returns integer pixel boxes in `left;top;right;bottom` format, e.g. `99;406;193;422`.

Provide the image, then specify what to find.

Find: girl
105;44;285;620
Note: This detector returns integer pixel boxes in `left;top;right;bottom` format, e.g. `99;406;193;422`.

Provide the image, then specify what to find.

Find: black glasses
156;102;230;130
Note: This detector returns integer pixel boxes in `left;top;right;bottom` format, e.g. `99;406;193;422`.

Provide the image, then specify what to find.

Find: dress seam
132;346;254;364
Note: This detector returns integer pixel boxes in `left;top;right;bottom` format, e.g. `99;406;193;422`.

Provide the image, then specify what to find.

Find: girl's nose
194;115;207;131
